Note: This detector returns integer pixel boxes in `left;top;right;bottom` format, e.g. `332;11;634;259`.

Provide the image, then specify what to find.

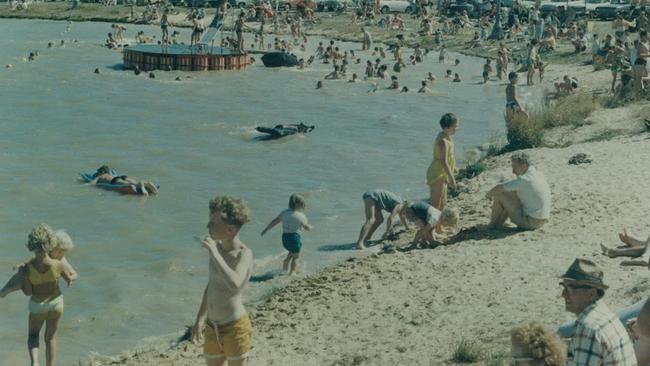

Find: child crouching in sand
402;201;458;245
261;194;313;275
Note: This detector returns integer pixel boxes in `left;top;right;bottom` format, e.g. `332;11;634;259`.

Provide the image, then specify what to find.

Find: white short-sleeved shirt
280;209;308;233
502;165;551;220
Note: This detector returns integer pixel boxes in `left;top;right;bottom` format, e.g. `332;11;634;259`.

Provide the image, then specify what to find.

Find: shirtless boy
505;72;528;126
192;196;253;366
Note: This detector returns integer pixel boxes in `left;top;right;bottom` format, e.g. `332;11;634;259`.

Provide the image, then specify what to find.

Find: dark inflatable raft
261;52;299;67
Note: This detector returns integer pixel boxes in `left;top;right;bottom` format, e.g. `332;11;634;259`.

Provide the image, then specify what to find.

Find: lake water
0;18;513;364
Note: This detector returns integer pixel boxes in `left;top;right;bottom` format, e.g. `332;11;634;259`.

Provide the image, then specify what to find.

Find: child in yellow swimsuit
426;113;459;210
22;224;75;366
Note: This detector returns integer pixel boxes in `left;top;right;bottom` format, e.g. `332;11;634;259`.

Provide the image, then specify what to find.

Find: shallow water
0;18;516;363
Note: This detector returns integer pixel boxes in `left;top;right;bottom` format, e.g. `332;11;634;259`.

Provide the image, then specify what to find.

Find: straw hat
561;259;608;290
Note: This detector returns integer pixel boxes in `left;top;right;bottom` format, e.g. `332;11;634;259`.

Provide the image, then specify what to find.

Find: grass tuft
451;339;483;363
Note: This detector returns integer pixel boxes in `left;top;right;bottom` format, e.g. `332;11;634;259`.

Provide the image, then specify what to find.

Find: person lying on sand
402;201;458;245
600;229;649;266
483;152;550;230
89;165;158;195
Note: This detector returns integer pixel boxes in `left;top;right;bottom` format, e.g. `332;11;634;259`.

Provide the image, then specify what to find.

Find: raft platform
123;44;249;71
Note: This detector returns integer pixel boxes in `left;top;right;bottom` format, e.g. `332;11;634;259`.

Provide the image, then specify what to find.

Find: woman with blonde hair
510;322;566;366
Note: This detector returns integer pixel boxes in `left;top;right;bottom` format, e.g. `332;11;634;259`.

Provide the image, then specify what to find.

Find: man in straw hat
560;258;637;365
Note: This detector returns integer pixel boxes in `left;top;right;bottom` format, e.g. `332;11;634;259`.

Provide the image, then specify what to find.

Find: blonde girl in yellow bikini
23;224;75;366
426;113;459;210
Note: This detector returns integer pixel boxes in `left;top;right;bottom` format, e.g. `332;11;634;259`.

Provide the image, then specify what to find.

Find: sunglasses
559;282;593;293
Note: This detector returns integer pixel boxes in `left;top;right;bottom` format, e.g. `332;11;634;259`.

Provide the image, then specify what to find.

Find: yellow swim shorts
203;313;252;361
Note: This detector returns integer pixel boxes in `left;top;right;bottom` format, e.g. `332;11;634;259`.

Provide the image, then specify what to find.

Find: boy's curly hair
26;224;56;253
209;196;251;228
511;322;567;366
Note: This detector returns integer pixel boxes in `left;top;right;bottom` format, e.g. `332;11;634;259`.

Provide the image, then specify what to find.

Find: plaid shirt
567;301;638;366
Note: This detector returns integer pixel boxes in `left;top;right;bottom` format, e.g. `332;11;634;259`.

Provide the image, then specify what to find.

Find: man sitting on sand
483;153;550;230
356;189;410;249
559;258;637;365
192;196;253;366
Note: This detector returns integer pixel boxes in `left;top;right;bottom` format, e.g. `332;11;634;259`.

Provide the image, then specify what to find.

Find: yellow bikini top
27;262;61;286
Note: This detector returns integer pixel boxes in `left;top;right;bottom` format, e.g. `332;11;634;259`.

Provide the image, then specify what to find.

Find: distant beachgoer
505;72;529;130
418;80;431;93
526;40;539;85
427;72;436;81
191;15;204;47
388;75;399;89
452;73;461;82
93;68;100;74
234;12;247;52
426;113;458;210
454;58;460;66
482;59;492;83
349;73;358;83
261;194;312;274
362;27;372;50
19;224;76;366
496;50;507;80
400;86;408;93
133;66;141;75
355;189;409;249
445;69;452;78
161;9;170;44
510;322;566;366
559;258;637;365
88;165;158;195
191;196;253;365
148;72;155;79
402;201;458;245
316;80;323;89
483;152;550;230
111;24;126;43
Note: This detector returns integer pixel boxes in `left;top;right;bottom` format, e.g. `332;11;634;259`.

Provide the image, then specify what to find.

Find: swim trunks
506;100;520;110
204;314;252;361
282;233;302;254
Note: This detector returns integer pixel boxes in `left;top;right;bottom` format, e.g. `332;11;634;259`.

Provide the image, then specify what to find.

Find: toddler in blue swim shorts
261;194;313;275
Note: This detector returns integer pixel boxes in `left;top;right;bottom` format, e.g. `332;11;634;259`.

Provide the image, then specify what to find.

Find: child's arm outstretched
261;215;282;236
60;257;79;286
0;267;25;298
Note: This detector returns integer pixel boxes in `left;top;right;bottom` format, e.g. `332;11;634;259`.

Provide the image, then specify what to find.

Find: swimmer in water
88;165;158;195
454;58;460;66
388;75;399;90
453;73;461;82
401;86;409;93
316;80;323;89
349;73;358;83
418;80;431;93
445;69;452;78
427;72;436;82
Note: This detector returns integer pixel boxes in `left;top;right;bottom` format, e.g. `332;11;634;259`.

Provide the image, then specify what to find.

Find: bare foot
600;244;611;257
355;242;366;250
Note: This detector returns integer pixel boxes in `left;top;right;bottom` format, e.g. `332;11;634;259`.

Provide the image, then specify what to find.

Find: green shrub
456;162;487;181
452;339;483;363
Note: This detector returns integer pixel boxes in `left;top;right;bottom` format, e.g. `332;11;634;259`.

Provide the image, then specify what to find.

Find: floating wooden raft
123;44;249;71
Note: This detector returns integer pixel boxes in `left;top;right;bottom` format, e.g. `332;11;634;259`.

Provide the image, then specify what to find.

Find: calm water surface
0;18;515;364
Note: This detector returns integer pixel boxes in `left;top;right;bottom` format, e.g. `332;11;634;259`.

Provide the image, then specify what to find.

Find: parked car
568;0;608;18
317;0;345;11
379;0;415;13
616;3;650;20
447;2;477;16
594;0;630;19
